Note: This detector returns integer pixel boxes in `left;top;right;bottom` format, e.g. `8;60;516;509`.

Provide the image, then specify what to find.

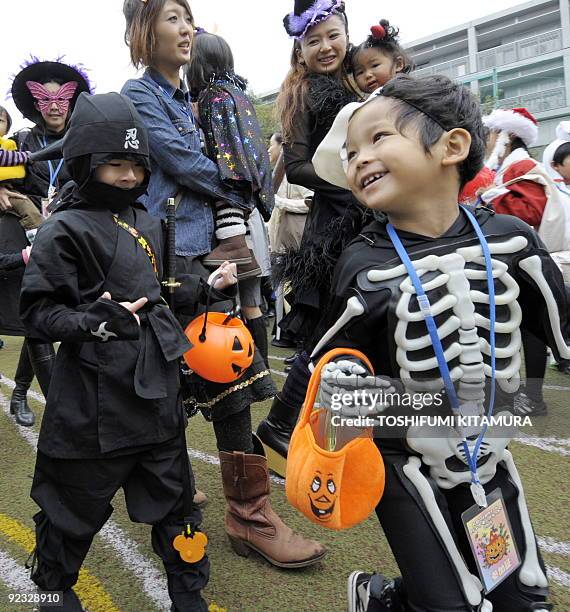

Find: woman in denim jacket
121;0;325;571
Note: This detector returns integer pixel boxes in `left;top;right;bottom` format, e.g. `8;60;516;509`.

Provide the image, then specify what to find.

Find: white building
408;0;570;146
258;0;570;147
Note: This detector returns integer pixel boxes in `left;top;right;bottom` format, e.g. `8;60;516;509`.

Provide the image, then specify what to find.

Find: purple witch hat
11;56;92;125
283;0;345;39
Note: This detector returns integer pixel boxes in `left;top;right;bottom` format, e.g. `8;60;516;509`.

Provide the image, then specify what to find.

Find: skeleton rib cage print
312;225;570;490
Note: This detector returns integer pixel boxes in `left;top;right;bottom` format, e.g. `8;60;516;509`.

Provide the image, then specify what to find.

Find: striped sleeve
0;149;29;167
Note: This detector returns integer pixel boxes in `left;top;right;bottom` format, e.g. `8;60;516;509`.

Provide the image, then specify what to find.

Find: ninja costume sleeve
0;250;25;271
515;228;570;362
19;218;140;344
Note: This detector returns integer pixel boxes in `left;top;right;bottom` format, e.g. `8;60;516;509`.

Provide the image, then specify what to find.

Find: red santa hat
482;107;539;169
483;107;539;147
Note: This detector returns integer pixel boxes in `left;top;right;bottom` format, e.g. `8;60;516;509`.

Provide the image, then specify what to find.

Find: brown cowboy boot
219;441;326;568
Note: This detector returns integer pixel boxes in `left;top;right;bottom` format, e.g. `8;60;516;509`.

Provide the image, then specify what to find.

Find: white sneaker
347;571;372;612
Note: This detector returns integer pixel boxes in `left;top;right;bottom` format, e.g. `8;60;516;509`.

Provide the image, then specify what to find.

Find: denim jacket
122;69;245;257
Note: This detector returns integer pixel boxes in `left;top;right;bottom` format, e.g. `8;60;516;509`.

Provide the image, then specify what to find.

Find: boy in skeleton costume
311;75;563;611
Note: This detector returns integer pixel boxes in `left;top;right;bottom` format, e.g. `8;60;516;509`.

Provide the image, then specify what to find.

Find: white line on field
98;524;170;611
516;435;570;457
270;369;287;378
0;550;34;591
0;375;44;404
0;380;565;572
547;565;570;588
538;536;570;557
0;389;171;611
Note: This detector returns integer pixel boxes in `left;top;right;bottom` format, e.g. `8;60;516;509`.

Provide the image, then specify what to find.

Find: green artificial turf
0;334;568;611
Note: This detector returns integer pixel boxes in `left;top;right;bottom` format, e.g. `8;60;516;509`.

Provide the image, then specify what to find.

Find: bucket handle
199;273;239;342
300;349;374;426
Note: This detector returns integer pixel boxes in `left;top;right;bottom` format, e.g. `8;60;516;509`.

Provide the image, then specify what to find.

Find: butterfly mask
26;81;78;117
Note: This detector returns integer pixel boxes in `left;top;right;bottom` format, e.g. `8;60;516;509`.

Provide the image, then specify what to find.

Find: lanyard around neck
386;206;496;506
40;136;64;190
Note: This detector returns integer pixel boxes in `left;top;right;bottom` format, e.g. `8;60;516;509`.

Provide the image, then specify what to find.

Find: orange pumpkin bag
183;278;254;384
286;348;385;530
184;312;254;383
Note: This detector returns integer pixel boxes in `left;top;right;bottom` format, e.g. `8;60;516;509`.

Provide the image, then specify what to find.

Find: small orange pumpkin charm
173;530;208;563
184;311;254;383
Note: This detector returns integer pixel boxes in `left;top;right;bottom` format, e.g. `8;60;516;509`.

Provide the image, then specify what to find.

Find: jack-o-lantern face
230;333;253;378
485;533;507;565
307;471;337;522
184;313;254;383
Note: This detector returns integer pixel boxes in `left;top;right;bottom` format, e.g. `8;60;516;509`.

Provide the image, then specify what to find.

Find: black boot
10;340;35;427
256;395;300;477
260;276;276;318
284;352;299;366
246;316;269;368
27;340;56;398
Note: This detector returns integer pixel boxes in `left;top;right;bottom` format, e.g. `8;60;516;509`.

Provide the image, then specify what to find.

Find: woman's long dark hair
276;12;359;143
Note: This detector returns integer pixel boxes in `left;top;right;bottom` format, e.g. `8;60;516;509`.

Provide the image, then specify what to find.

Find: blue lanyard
41;136;64;190
386;206;496;500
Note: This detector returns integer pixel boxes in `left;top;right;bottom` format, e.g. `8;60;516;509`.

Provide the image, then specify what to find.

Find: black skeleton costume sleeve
515;229;570;362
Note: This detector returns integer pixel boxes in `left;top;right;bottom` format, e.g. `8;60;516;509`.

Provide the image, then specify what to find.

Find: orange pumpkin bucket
286;348;385;530
183;273;254;383
184;311;254;383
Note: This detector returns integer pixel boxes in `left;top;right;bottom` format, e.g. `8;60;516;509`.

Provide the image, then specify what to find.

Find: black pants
30;437;209;611
370;451;549;612
14;338;55;397
521;331;547;402
280;350;312;408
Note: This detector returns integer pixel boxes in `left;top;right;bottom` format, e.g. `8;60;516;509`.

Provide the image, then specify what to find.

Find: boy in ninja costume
311;75;561;611
20;92;237;611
